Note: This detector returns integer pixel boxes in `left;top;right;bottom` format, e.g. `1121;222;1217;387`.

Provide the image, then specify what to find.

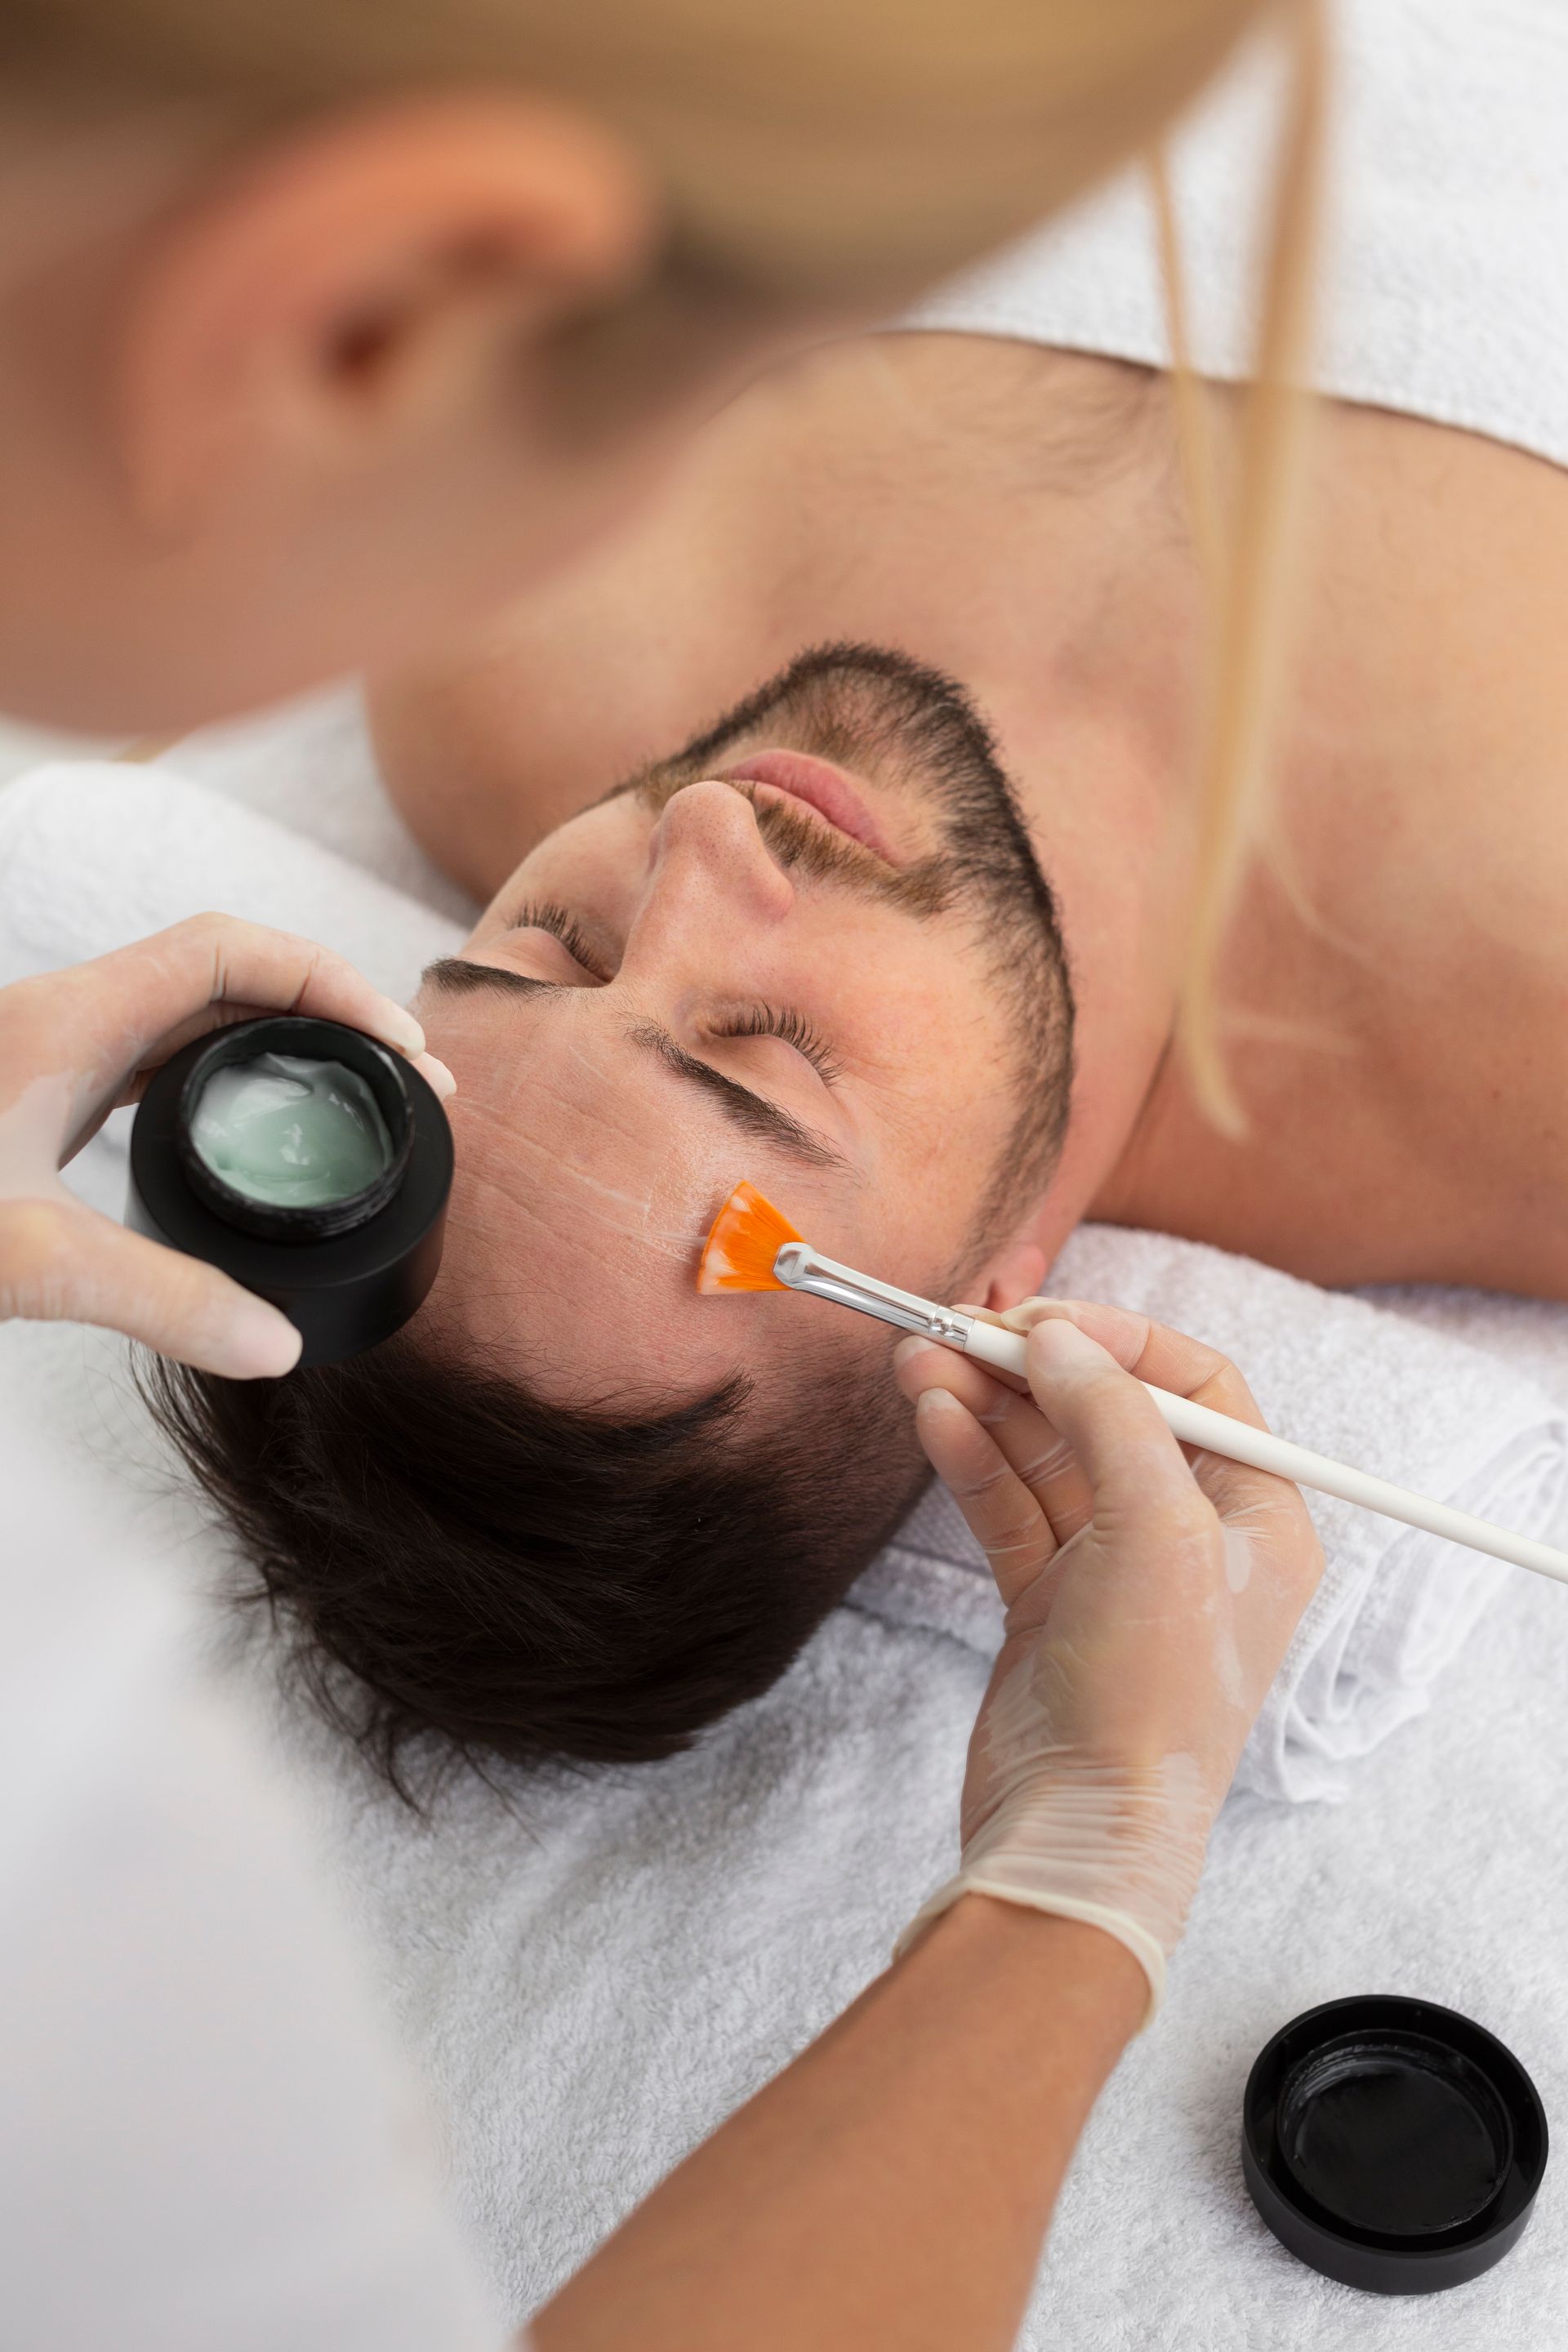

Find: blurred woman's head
0;0;1264;730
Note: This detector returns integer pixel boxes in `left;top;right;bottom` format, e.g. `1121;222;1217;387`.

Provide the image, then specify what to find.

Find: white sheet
906;0;1568;472
302;1461;1568;2351
2;718;1566;2345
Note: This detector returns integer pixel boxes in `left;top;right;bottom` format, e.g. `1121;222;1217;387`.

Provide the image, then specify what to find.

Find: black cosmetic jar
127;1013;453;1367
1242;1993;1548;2294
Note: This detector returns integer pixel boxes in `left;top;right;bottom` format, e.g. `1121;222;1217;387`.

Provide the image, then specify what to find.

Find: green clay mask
191;1052;394;1208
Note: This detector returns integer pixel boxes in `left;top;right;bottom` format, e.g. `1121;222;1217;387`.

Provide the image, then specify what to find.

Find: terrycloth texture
0;754;464;1225
144;683;477;925
2;755;1560;1807
0;759;464;1009
906;0;1568;470
292;1478;1568;2350
8;1289;1567;2352
6;738;1568;2347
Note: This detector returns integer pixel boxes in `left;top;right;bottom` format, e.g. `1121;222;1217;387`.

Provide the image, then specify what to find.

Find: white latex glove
892;1298;1324;2023
0;914;454;1378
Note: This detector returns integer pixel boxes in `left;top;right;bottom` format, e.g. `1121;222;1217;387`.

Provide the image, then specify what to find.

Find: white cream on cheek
457;1119;712;1264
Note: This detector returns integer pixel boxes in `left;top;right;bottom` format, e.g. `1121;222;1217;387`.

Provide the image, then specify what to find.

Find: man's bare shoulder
1099;406;1568;1302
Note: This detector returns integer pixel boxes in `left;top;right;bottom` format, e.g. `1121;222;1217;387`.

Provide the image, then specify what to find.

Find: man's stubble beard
634;642;1077;1255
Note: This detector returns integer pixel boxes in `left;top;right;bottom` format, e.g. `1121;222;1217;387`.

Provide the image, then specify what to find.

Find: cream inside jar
190;1052;394;1209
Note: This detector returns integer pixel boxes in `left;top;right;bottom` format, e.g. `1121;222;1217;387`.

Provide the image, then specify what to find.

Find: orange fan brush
697;1180;803;1293
694;1179;1568;1593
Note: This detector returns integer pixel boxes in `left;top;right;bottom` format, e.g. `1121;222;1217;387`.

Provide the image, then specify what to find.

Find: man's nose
636;779;795;946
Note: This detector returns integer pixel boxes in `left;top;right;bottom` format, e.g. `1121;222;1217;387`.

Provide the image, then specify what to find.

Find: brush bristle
697;1180;804;1294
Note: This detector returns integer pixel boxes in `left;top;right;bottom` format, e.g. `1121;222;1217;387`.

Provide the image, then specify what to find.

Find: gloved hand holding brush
893;1298;1325;2021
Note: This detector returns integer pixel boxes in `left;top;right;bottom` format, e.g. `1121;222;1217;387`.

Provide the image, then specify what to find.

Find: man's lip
713;750;898;862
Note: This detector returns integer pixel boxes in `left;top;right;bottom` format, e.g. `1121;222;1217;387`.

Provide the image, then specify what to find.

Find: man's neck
973;363;1202;1256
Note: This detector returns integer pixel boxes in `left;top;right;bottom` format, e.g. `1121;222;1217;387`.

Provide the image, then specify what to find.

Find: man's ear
973;1236;1049;1316
115;96;659;529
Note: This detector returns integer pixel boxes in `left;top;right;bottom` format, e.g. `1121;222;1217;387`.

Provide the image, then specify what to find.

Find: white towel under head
0;756;1561;1806
0;758;462;1014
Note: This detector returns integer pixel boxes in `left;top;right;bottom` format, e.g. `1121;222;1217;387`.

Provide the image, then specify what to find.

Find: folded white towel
904;0;1568;472
0;760;461;1009
2;755;1560;1807
292;1461;1568;2346
144;681;479;924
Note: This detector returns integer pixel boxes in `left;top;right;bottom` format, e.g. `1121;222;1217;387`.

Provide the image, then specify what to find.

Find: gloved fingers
1003;1295;1250;1414
100;912;430;1065
895;1335;1094;1550
893;1334;1017;1417
1004;1296;1315;1557
1181;1463;1325;1624
912;1389;1061;1602
0;1192;301;1377
948;1303;1031;1390
1020;1316;1205;1538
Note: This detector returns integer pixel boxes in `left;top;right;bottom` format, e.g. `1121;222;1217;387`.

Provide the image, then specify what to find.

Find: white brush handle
961;1320;1568;1587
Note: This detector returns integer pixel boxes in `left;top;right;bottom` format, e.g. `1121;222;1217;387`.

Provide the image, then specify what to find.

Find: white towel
291;1470;1568;2348
144;681;479;924
0;758;462;1010
904;0;1568;472
7;748;1568;2348
1;754;1561;1808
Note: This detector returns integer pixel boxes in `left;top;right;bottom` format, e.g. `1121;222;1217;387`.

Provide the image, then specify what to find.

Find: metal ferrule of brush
773;1242;973;1348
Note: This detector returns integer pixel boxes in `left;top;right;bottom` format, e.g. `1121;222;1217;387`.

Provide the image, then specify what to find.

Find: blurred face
0;0;1255;733
413;647;1074;1409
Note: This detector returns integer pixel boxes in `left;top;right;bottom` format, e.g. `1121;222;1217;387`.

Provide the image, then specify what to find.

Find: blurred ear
973;1236;1049;1315
115;95;658;528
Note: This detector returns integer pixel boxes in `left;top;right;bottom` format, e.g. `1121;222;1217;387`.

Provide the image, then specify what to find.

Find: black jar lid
1242;1995;1548;2296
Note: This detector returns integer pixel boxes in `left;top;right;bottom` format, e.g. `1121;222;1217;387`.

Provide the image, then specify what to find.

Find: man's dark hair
143;1336;928;1792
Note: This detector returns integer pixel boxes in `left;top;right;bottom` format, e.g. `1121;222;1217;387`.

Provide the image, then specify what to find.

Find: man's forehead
426;978;690;1162
425;1022;715;1341
421;952;857;1176
423;1071;785;1403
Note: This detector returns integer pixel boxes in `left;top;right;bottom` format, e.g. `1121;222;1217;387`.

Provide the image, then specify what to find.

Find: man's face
413;647;1073;1407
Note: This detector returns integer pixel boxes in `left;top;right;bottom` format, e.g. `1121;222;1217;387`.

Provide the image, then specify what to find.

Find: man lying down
149;328;1568;1783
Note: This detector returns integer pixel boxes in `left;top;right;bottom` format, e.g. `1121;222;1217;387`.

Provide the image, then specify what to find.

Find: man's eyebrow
419;960;851;1177
420;956;559;1001
629;1021;851;1175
